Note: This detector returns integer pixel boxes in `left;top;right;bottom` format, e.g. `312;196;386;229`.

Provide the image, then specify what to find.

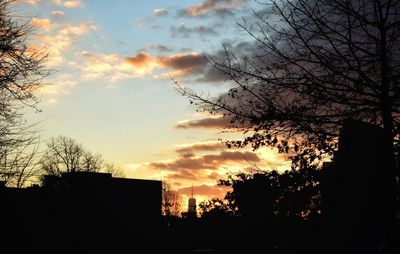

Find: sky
16;0;291;206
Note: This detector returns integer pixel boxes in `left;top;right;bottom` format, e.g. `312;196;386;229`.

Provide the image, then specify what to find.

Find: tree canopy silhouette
176;0;400;160
216;167;321;219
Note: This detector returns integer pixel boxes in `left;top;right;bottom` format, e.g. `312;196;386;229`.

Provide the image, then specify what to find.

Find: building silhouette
0;172;162;253
188;184;197;214
182;185;197;219
322;120;396;253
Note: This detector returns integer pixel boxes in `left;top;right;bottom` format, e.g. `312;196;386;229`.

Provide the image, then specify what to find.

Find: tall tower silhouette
187;184;197;217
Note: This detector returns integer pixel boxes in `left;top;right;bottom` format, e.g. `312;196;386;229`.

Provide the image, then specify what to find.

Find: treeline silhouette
1;123;400;254
161;121;400;254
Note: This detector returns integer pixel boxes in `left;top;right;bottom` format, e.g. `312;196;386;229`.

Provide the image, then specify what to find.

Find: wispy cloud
143;43;173;53
153;8;168;17
174;141;225;155
16;0;41;5
136;7;170;28
18;0;84;8
37;74;78;104
51;10;66;18
34;21;97;66
149;150;260;172
170;24;218;38
31;17;53;31
180;0;248;17
175;116;231;129
52;0;83;8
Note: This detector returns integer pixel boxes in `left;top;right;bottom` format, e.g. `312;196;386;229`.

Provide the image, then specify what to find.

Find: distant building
182;185;197;219
188;197;197;214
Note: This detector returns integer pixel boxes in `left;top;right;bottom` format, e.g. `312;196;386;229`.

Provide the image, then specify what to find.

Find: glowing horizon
16;0;291;200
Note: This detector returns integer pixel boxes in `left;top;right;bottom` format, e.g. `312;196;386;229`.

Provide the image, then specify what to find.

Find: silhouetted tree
0;0;48;111
161;181;182;216
218;167;321;219
40;136;99;175
177;0;399;179
0;135;41;187
199;198;235;218
162;182;182;217
103;162;126;178
0;0;48;187
176;0;400;228
161;182;181;232
40;136;126;179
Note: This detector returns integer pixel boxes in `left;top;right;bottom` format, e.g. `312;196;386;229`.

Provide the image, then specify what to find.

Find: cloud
170;24;218;38
175;116;230;129
136;7;170;28
181;0;248;17
153;8;168;17
124;52;158;73
35;22;97;66
53;0;83;8
31;18;52;31
75;51;204;82
51;10;66;18
175;141;225;154
37;73;78;104
158;52;206;69
149;150;260;172
16;0;41;5
126;141;291;198
17;0;83;7
75;49;227;83
74;51;133;81
144;43;173;53
178;184;229;198
124;52;207;79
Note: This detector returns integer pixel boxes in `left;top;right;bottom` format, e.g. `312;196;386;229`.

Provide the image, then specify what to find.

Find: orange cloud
34;22;97;66
126;141;291;200
17;0;83;7
175;141;225;155
124;51;206;77
16;0;41;5
178;184;229;199
75;51;208;82
182;0;247;17
31;18;52;31
175;116;231;129
149;150;260;172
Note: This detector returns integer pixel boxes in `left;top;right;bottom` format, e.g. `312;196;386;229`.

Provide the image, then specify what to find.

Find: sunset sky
17;0;290;205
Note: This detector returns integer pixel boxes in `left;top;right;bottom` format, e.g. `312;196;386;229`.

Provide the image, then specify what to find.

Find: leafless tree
0;128;42;187
40;136;126;179
103;162;126;178
176;0;400;229
162;181;182;217
0;0;48;187
40;136;102;176
177;0;400;156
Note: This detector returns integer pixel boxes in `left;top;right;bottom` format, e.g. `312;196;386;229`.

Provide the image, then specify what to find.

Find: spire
191;183;194;198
